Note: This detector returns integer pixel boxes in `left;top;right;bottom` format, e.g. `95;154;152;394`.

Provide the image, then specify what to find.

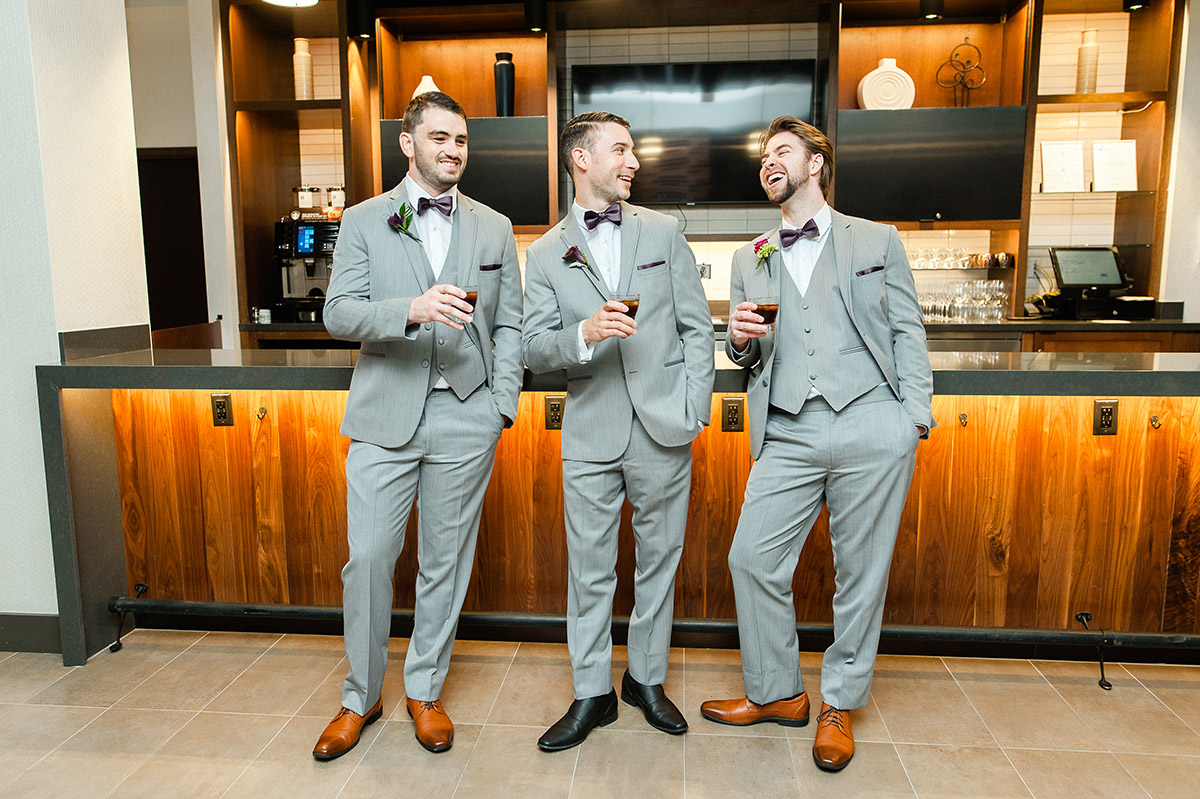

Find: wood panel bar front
110;389;1200;635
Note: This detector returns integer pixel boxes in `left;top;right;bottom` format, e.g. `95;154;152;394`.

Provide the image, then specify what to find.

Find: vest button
424;323;432;331
802;304;809;310
438;338;446;345
804;327;811;333
810;374;817;380
808;349;815;356
421;360;430;368
439;363;446;371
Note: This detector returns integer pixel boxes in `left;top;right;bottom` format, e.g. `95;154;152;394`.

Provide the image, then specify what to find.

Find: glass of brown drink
750;297;779;327
615;294;640;319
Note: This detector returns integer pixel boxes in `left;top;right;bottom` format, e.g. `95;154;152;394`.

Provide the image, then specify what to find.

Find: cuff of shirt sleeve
576;325;594;363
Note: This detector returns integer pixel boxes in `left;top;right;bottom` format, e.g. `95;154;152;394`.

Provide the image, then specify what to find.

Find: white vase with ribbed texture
857;58;915;109
293;38;313;100
1076;29;1099;94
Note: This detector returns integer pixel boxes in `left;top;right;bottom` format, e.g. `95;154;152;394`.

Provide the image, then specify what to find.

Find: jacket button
439;363;446;371
438;338;445;345
424;323;432;331
421;359;430;368
763;379;769;387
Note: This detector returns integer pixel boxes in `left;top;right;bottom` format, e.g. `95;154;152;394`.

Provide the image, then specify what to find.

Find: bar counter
38;349;1200;664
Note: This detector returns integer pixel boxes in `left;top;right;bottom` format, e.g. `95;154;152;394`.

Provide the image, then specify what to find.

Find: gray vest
414;221;487;400
769;237;887;413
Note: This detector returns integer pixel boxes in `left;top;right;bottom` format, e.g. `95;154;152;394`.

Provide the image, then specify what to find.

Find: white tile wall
309;37;340;101
298;107;344;195
1037;14;1129;95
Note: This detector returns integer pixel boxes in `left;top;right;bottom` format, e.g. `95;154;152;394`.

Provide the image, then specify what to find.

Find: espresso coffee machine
275;217;339;321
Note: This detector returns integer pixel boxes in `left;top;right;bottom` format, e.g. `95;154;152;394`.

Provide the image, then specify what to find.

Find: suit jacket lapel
558;219;609;302
444;193;478;288
389;178;435;291
616;202;641;295
750;228;783;298
830;209;856;319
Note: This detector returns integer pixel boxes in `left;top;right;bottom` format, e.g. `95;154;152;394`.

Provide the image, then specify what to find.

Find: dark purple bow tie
583;202;622;230
418;195;453;217
779;218;821;247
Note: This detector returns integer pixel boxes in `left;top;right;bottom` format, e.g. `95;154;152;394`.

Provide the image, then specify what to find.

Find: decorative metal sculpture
936;38;987;107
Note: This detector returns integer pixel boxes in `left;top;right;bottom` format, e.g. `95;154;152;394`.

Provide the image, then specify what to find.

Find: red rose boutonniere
562;245;589;267
387;202;420;243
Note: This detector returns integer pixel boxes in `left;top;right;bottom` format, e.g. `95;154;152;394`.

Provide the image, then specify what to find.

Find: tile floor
2;629;1199;798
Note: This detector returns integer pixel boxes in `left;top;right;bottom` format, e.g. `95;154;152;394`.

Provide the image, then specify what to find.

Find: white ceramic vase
857;58;916;110
1076;29;1099;94
412;75;441;99
293;38;313;101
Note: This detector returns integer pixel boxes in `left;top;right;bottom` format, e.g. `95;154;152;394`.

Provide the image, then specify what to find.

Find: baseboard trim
0;613;62;653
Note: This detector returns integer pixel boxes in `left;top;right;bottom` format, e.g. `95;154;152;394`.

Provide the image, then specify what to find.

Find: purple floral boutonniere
387;202;420;243
753;238;777;275
562;245;589;267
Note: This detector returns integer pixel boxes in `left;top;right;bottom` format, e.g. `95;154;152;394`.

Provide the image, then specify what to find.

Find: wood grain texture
111;390;1200;632
393;36;548;119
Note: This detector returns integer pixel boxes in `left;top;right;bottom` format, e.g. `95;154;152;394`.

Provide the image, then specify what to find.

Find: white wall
29;1;150;334
0;0;64;616
126;0;196;148
1163;5;1199;321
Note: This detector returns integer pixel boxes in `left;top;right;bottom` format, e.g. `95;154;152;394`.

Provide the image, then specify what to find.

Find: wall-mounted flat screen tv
572;60;819;205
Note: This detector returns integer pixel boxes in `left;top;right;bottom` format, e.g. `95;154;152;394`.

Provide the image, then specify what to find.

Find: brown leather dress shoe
312;697;383;760
407;697;454;753
813;703;854;771
699;692;810;727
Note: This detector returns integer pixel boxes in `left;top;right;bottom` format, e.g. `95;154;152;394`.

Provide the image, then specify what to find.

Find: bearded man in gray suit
700;117;933;772
314;92;522;759
523;112;715;751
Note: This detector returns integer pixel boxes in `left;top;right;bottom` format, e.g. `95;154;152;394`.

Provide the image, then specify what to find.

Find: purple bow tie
779;218;821;247
583;202;622;230
418;195;453;217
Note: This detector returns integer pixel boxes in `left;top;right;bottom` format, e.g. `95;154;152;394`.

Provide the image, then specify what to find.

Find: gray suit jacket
522;202;715;462
727;209;934;459
324;179;523;448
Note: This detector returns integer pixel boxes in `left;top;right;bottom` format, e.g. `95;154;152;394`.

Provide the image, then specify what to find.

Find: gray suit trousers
562;416;692;699
340;388;502;714
729;385;918;709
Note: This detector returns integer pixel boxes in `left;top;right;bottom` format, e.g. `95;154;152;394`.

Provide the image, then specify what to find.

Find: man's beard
766;168;805;206
414;150;462;192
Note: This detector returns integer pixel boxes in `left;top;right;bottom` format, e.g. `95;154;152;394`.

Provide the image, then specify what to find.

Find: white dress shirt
406;180;458;279
780;202;832;296
406;180;458;388
572;202;623;363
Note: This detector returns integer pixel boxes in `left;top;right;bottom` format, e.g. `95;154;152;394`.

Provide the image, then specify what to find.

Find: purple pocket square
480;263;503;271
636;260;666;270
855;265;885;277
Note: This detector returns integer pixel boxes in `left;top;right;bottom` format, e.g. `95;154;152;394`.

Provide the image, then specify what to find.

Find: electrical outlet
544;394;566;430
211;393;233;427
1093;399;1118;436
721;396;745;432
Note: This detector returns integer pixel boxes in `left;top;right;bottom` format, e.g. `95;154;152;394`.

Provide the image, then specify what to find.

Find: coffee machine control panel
276;219;339;258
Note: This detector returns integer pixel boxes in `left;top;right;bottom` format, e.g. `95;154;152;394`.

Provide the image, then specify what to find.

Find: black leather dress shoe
537;690;618;752
620;669;688;734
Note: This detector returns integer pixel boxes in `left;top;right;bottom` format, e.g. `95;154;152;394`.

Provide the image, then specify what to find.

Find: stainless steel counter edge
35;350;1200;396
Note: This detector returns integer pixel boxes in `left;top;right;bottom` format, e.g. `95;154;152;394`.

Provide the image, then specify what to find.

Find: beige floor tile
220;715;382;799
26;629;204;708
299;638;408;720
116;632;282;711
786;652;891;743
871;655;995;746
0;652;74;704
205;634;346;716
792;741;916;798
1006;748;1146;799
1122;663;1200;733
1035;661;1200;756
109;711;288;797
683;733;802;798
485;642;577;727
338;722;481;799
895;744;1032;799
435;639;519;725
568;727;686;798
454;724;577;799
1115;753;1200;799
943;658;1105;751
2;707;194;798
0;704;105;791
684;647;787;738
605;645;686;733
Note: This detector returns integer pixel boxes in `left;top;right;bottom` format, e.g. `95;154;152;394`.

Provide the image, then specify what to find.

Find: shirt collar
782;202;831;239
405;177;458;216
572;201;616;237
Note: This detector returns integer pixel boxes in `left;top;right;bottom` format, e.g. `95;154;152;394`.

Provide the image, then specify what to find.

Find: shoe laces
418;700;438;712
818;706;847;732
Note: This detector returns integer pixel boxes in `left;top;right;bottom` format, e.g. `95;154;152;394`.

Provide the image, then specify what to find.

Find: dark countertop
37;349;1200;396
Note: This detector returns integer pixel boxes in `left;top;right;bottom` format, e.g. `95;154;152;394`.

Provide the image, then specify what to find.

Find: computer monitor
1048;246;1127;289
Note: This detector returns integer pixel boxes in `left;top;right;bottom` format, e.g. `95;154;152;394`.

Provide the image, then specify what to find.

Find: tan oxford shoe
312;697;383;760
406;697;454;753
813;703;854;771
699;692;810;727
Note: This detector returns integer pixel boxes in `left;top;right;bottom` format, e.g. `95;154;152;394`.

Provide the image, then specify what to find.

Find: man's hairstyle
402;91;467;134
760;116;834;197
559;111;631;175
